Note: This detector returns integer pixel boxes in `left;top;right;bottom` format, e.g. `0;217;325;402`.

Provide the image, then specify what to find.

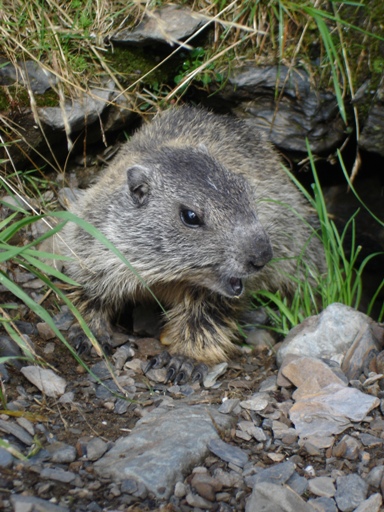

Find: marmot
63;107;324;364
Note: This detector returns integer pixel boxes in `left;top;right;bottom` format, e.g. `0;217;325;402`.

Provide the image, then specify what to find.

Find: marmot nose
248;243;273;272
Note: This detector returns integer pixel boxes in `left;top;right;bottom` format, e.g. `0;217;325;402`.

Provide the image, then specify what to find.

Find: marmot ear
127;165;152;207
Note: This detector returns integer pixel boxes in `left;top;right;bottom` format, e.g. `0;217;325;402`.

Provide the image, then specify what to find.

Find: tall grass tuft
253;143;383;335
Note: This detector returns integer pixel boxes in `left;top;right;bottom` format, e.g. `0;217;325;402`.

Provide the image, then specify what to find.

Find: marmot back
64;107;324;364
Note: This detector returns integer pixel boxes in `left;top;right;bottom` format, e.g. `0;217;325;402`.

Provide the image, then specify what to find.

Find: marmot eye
180;208;202;228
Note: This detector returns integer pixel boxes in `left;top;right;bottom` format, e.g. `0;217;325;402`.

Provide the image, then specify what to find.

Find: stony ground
1;278;384;512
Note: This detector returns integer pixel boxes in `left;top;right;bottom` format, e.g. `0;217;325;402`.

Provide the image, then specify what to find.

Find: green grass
252;144;384;335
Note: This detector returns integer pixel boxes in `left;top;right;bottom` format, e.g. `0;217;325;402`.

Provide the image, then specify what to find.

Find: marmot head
110;145;273;298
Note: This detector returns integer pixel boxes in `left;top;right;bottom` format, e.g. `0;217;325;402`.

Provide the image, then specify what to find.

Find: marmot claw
145;351;208;386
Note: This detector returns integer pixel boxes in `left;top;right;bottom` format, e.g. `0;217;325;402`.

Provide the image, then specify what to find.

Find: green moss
0;85;59;112
106;46;172;86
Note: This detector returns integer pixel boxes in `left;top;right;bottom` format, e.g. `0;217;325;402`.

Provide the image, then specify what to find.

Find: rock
215;65;346;155
111;5;207;47
238;421;267;442
248;461;296;488
0;447;14;468
20;366;67;398
174;481;187;498
112;344;135;370
290;383;379;440
334;474;368;512
258;375;278;392
240;392;269;412
38;82;114;134
186;491;214;509
286;472;308;495
208;438;249;468
359;73;384;157
203;362;228;388
308;497;337;512
191;472;222;501
46;442;77;463
0;419;34;446
353;493;382;512
36;322;56;341
281;356;347;389
332;435;360;460
40;467;76;484
365;465;384;488
218;398;241;414
245;481;316;512
276;304;378;370
52;307;75;331
10;495;69;512
0;335;23;367
0;60;57;93
85;437;109;461
308;477;336;498
93;404;234;499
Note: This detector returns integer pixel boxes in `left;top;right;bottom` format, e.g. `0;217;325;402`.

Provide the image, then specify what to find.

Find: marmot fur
64;107;324;364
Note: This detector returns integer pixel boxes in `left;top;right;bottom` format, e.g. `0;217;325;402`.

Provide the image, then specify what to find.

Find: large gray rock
93;403;234;499
111;5;207;47
359;73;384;157
276;303;380;372
215;65;346;155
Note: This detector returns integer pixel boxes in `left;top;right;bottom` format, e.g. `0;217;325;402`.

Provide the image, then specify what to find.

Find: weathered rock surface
359;73;384;157
245;481;316;512
20;366;67;398
111;5;207;47
276;303;381;372
214;65;346;154
38;82;114;134
93;403;234;499
0;59;57;93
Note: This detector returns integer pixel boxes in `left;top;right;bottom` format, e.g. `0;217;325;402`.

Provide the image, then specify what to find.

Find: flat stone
40;467;76;483
186;491;214;509
111;5;206;47
0;60;57;93
365;465;384;488
246;481;316;512
203;362;228;388
208;438;249;468
308;477;336;498
36;322;56;341
290;383;379;439
86;437;109;461
286;472;308;495
46;442;77;463
218;398;240;414
240;392;269;412
308;497;338;512
249;461;296;488
0;446;14;468
10;495;69;512
282;357;347;389
20;366;67;398
353;493;382;512
94;404;234;499
334;474;368;512
277;304;376;369
38;82;114;133
0;419;34;446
